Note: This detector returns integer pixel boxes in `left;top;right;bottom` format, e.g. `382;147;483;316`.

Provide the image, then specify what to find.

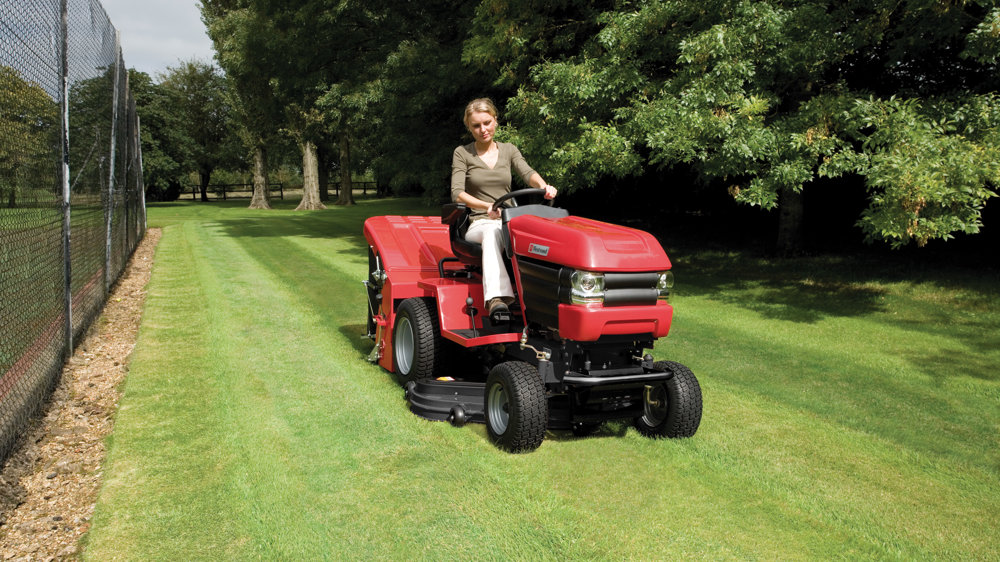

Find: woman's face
466;111;497;144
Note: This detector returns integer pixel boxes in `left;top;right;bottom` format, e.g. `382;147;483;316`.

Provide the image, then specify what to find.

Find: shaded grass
85;199;1000;560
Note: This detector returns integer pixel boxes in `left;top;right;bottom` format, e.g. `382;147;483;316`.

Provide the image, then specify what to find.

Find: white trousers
465;219;514;301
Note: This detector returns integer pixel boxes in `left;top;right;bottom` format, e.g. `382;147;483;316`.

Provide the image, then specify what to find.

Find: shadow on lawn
207;198;424;252
676;248;1000;383
545;420;630;443
676;252;889;323
339;323;374;359
904;345;1000;384
211;213;370;247
892;308;1000;383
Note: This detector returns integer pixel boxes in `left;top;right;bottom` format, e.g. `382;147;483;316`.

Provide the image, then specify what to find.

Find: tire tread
634;361;702;439
486;361;547;452
394;298;443;382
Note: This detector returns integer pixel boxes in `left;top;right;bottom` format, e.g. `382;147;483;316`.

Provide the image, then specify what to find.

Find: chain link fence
0;0;145;464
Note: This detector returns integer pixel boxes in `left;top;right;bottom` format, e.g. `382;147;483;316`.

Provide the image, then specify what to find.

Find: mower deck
405;379;485;425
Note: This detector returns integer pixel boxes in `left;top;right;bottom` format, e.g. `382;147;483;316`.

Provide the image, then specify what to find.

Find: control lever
465;297;478;337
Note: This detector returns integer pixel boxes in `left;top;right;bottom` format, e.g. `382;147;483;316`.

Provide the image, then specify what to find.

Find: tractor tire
392;298;444;383
485;362;548;453
634;361;702;439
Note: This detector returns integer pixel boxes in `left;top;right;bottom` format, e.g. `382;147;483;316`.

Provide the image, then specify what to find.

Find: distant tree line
0;66;59;207
162;0;1000;252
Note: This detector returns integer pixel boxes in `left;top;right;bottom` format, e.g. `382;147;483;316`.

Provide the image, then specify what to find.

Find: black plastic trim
604;288;658;306
605;272;659;289
562;371;674;387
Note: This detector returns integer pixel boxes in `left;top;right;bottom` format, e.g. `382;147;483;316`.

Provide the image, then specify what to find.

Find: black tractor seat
441;203;482;268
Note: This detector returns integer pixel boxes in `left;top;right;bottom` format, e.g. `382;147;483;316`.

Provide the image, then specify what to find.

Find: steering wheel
492;188;553;211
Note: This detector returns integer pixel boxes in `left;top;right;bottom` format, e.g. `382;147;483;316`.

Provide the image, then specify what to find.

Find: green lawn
84;199;1000;560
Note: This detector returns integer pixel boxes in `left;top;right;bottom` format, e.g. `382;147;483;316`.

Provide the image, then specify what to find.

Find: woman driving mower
450;98;557;320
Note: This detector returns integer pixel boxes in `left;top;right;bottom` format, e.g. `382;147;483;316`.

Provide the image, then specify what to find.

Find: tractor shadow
545;421;630;443
339;323;375;358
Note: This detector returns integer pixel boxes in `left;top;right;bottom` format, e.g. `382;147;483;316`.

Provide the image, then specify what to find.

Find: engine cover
507;215;671;272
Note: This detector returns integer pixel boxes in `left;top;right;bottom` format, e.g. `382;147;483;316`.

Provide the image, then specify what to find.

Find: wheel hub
487;383;509;434
642;383;667;425
394;316;414;375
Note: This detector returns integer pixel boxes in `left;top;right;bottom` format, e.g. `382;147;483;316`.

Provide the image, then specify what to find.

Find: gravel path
0;228;161;561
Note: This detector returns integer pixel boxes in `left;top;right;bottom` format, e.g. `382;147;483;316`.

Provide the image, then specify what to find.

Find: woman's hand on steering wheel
492;188;555;210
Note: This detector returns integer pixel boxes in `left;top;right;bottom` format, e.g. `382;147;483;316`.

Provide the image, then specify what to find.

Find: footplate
405;380;486;426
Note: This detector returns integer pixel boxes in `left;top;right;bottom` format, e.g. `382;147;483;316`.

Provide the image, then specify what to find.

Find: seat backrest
441;203;482;266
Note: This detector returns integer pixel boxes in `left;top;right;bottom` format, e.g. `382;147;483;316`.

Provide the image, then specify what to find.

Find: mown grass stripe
84;200;1000;560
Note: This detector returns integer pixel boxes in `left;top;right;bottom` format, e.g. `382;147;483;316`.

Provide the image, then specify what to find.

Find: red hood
508;215;671;271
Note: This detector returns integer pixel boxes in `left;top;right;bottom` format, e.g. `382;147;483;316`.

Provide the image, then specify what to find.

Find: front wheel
485;362;547;453
634;361;702;438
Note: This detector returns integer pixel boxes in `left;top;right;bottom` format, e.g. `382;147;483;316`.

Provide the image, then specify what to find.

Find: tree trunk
317;143;330;203
296;139;326;210
248;145;271;210
776;186;804;256
7;188;15;208
336;135;355;206
199;169;211;202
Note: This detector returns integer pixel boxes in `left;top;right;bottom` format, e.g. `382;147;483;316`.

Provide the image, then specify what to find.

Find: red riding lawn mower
363;188;702;452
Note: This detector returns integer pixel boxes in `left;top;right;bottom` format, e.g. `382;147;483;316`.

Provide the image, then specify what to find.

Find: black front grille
516;257;566;329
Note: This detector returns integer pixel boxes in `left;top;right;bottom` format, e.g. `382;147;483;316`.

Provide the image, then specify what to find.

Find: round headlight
657;271;674;299
578;273;599;292
570;270;606;305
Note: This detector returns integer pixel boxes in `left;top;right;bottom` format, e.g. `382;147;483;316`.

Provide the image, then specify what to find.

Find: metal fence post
105;33;122;296
60;0;73;356
136;111;147;231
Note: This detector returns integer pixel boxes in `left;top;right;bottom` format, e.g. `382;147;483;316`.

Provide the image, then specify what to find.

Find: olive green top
451;142;536;218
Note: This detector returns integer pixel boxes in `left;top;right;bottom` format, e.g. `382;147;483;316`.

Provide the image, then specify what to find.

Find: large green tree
202;1;285;209
129;69;191;201
204;0;350;210
198;0;999;249
363;0;490;199
487;0;1000;251
204;0;484;207
158;60;236;202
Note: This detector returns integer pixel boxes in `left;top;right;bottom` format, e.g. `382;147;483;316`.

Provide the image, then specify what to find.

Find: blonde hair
463;98;498;127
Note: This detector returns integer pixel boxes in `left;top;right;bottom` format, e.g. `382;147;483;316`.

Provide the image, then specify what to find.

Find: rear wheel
634;361;702;438
485;362;547;453
392;298;444;383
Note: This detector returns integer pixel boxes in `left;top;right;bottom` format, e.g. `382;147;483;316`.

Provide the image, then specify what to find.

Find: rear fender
365;215;455;372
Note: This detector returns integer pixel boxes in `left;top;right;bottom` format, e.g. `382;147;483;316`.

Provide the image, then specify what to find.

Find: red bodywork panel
556;302;672;341
363;216;520;371
508;215;671;272
364;212;673;373
507;214;673;340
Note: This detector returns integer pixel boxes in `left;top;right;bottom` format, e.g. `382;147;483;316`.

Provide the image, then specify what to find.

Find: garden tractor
363;188;702;452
